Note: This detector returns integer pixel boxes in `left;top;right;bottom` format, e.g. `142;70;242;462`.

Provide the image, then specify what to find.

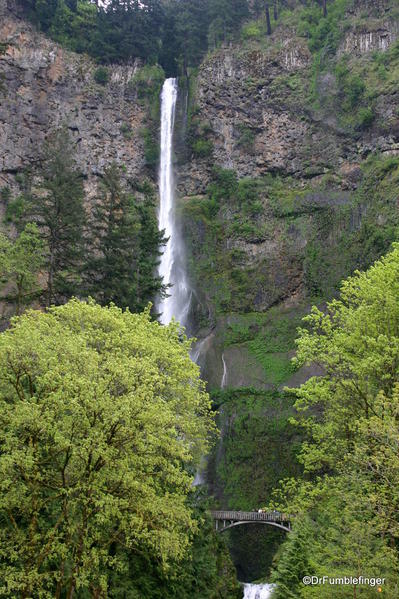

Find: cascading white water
157;78;273;599
242;583;274;599
221;353;227;389
157;78;192;327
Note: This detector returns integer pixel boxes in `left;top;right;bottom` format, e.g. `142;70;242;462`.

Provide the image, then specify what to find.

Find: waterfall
221;353;227;389
157;78;192;327
157;78;273;599
242;583;274;599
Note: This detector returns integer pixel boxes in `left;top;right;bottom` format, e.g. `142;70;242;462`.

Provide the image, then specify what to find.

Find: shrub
237;125;256;151
93;66;109;85
192;139;213;158
356;107;375;130
208;168;238;201
241;20;263;41
130;64;165;99
120;122;133;139
345;75;366;108
141;127;159;168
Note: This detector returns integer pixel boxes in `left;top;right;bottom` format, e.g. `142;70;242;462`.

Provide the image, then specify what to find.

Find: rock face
0;0;147;197
177;0;399;326
179;9;398;196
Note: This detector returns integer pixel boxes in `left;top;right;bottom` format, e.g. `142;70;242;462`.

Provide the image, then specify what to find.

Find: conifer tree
83;164;166;312
28;128;85;306
134;181;167;312
265;1;272;35
270;517;313;598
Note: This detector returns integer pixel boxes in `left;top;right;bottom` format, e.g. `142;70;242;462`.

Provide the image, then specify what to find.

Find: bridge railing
211;510;290;523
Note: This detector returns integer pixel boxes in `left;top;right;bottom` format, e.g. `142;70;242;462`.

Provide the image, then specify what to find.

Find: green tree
174;0;211;74
0;299;214;598
93;0;163;64
207;0;249;48
83;165;166;312
28;128;85;306
108;490;242;598
270;516;314;599
134;182;168;312
0;223;47;316
265;2;272;35
272;245;399;597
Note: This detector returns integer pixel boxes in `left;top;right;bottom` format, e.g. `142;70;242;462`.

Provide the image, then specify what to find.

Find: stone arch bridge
211;510;291;533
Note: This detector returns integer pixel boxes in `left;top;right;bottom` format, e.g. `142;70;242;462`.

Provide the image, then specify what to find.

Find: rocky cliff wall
180;3;398;194
178;0;399;328
0;0;148;198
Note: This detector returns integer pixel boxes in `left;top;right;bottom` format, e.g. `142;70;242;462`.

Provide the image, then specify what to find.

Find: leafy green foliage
0;224;47;315
208;168;238;203
131;64;165;101
208;384;302;580
214;388;301;508
120;122;133;140
21;0;163;64
20;0;248;75
93;65;109;85
0;299;215;597
270;516;314;599
241;20;265;41
298;0;348;54
207;0;249;49
192;139;214;158
129;65;165;171
110;490;242;598
142;126;160;169
271;246;399;597
237;125;256;152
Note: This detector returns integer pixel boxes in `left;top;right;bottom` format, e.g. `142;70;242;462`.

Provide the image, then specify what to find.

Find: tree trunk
323;0;327;17
273;1;278;21
265;3;272;35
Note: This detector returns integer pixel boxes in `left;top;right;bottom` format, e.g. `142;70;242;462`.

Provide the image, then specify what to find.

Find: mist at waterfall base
157;78;274;599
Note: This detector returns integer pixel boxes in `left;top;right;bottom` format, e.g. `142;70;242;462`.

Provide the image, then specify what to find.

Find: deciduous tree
0;223;47;315
0;299;214;597
272;245;399;597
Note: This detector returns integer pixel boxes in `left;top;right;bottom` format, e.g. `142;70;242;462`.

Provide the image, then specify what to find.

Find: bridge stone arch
211;510;291;534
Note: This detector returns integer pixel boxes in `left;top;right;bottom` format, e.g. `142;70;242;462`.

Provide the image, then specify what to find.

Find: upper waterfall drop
157;77;192;327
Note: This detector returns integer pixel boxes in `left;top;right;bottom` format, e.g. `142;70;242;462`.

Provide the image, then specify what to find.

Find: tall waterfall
157;78;192;327
157;78;273;599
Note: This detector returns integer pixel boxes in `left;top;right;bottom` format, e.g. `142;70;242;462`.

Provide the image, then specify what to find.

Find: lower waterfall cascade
242;583;274;599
